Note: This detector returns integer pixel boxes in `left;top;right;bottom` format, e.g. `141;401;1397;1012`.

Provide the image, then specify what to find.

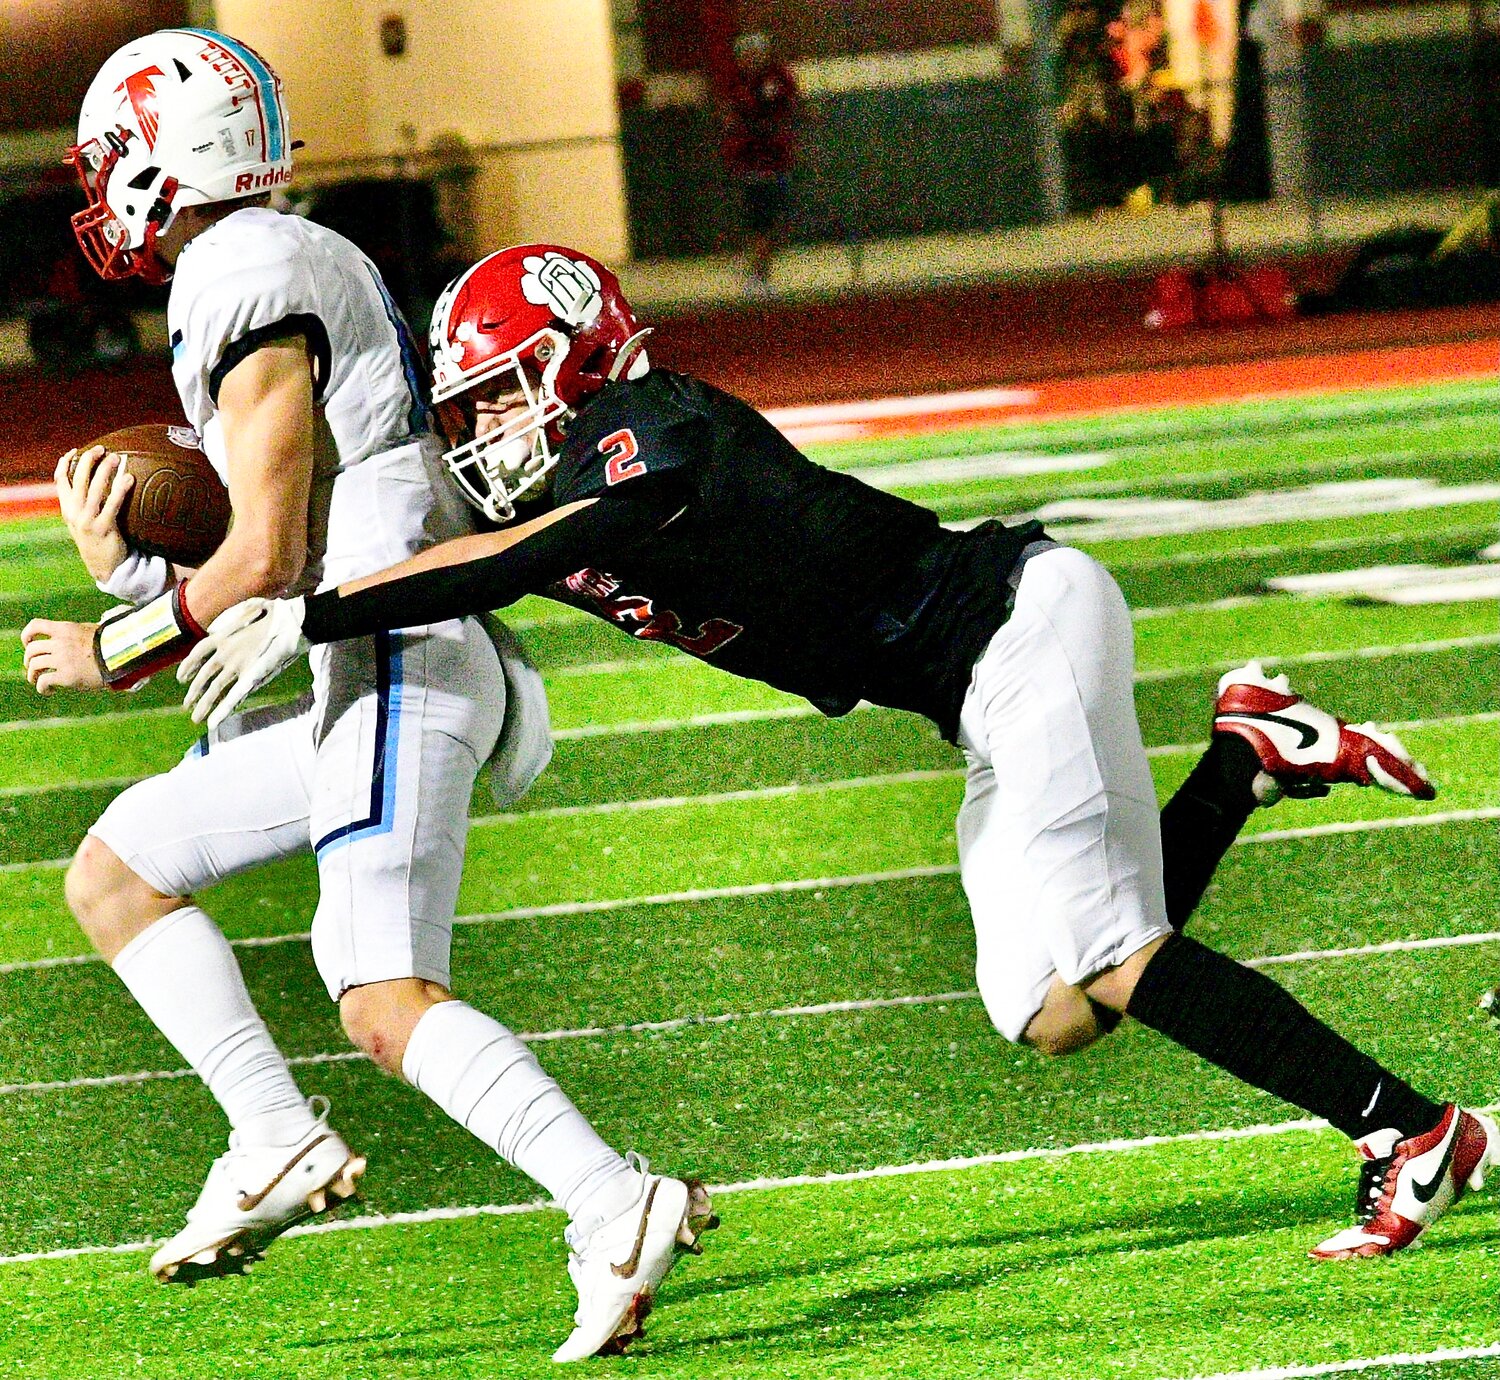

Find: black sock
1089;738;1260;1038
1159;735;1262;930
1126;934;1444;1140
1089;999;1123;1035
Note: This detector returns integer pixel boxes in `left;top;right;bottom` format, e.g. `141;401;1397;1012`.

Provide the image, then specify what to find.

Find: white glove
177;596;307;731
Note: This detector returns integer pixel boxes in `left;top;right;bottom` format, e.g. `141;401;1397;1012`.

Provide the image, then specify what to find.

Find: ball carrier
22;39;710;1364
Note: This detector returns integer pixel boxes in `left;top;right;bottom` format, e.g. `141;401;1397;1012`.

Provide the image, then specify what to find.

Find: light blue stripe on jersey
182;28;286;161
365;263;431;438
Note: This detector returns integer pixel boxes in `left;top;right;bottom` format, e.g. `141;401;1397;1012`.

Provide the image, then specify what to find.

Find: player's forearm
185;522;307;623
300;499;595;640
303;550;525;642
301;479;686;644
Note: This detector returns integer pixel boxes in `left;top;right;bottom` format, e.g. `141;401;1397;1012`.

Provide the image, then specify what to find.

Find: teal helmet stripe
180;28;287;161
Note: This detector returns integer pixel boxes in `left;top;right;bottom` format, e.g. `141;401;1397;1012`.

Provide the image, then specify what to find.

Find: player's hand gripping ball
65;424;231;567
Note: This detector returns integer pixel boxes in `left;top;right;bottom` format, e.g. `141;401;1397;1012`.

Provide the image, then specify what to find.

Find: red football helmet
428;245;651;522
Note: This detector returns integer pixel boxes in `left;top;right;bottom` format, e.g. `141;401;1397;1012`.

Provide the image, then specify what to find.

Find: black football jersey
545;370;1043;740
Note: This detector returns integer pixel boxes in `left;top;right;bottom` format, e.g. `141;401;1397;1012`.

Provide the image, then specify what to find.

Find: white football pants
91;617;508;999
955;546;1171;1042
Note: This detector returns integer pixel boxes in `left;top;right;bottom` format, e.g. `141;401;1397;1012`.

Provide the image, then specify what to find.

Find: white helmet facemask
433;328;573;525
427;245;652;525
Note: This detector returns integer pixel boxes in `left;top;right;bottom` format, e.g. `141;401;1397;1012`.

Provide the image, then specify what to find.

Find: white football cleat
552;1155;717;1363
149;1097;365;1284
1213;661;1436;805
1310;1104;1496;1260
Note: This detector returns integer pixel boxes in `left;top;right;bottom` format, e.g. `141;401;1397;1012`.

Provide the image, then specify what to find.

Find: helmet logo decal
433;316;474;373
520;252;602;328
116;66;165;151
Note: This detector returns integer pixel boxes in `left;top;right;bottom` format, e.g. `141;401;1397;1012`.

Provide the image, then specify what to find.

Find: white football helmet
66;29;294;284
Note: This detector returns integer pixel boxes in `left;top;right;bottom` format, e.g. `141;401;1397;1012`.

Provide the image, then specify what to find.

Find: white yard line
1038;482;1500;544
1247;930;1500;967
447;865;960;928
924;447;1492;513
1134;632;1500;681
766;385;1040;429
1134;595;1268;620
553;702;829;738
846;450;1113;489
1243;808;1500;844
1165;1342;1500;1380
0;703;184;735
22;1106;1500;1267
470;768;961;827
1114;522;1499;569
0;774;139;800
4;928;1496;1098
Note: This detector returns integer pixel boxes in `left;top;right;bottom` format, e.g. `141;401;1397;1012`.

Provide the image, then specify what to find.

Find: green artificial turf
3;1094;1500;1380
0;715;1492;966
2;375;1499;1380
0;640;1492;873
3;820;1494;1091
1;939;1497;1255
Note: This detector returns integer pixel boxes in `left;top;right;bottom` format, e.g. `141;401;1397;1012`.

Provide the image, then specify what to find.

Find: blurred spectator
721;31;802;297
1243;0;1323;207
1059;0;1215;212
1220;0;1274;201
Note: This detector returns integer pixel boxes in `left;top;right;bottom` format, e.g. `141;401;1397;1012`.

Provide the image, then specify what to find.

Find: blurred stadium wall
0;0;630;264
0;0;1495;274
617;0;1499;258
215;0;630;260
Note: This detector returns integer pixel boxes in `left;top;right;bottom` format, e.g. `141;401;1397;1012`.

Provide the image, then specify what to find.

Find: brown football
74;424;232;566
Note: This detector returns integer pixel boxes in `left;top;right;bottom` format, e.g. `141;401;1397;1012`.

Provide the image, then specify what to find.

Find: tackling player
190;243;1492;1263
20;41;708;1363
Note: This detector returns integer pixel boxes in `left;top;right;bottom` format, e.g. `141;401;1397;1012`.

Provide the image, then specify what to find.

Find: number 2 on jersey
600;428;646;485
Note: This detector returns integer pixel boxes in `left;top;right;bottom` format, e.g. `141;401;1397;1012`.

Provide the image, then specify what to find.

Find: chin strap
607;329;653;382
94;581;207;690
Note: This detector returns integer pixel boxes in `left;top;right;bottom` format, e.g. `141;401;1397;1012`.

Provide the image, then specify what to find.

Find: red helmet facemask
64;129;175;285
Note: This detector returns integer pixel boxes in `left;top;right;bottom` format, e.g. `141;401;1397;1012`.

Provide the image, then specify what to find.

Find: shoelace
1355;1151;1397;1224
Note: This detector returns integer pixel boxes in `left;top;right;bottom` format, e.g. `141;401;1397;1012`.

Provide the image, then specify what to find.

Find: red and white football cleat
1213;661;1436;805
1310;1104;1496;1260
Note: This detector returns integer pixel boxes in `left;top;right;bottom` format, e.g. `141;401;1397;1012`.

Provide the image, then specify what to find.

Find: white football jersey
168;205;473;591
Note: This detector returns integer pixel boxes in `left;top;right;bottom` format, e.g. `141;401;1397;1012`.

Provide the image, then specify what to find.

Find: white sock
111;907;316;1147
402;1001;641;1237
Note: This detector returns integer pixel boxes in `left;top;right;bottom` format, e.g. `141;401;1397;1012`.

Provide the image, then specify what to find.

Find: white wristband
97;550;172;606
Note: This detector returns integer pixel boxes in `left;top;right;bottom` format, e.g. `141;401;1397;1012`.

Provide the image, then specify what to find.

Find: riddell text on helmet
235;167;293;193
